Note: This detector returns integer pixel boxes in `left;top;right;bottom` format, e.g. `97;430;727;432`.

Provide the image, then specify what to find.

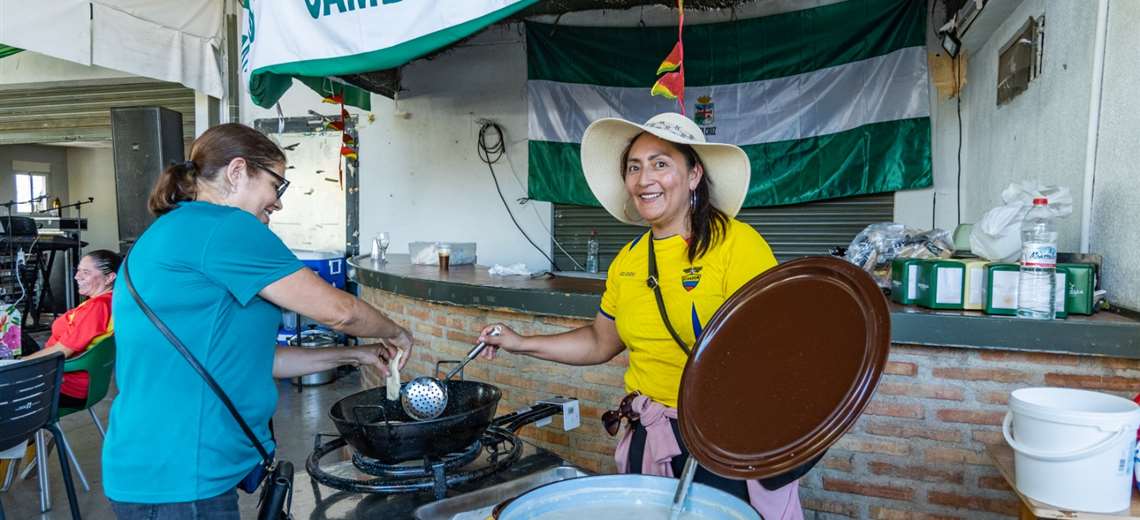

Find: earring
690;190;697;212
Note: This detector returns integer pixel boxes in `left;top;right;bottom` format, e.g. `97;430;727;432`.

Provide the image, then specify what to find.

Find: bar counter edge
350;255;1140;360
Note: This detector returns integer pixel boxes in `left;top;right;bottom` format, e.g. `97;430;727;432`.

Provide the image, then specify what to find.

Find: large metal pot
494;475;759;519
291;329;339;386
330;380;501;464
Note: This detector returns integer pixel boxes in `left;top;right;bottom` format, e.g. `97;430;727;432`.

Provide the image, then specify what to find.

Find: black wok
330;380;501;464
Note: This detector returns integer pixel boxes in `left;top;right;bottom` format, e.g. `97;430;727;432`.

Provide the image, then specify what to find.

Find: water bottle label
1022;242;1057;268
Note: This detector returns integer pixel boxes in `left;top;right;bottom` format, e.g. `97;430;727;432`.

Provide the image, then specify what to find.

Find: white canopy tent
0;0;225;98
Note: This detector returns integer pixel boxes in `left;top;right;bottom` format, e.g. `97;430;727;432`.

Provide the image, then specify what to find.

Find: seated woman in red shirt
25;249;119;409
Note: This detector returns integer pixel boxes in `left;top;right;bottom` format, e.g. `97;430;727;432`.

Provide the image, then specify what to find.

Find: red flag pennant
649;0;686;114
656;42;683;75
651;70;685;102
321;94;344;104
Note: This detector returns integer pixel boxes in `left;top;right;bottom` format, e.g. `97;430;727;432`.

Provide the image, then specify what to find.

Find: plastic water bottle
585;230;599;274
1017;197;1058;320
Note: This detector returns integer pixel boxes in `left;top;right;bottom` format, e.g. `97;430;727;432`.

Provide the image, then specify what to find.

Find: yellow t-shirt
600;219;777;407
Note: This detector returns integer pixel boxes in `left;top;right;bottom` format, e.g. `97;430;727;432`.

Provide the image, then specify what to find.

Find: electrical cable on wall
13;235;38;308
955;52;963;226
476;120;584;271
496;136;585;270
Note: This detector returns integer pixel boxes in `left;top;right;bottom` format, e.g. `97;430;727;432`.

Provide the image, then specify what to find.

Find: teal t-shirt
103;201;303;503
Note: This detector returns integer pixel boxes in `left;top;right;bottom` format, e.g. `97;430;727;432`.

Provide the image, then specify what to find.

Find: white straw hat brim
580;113;750;226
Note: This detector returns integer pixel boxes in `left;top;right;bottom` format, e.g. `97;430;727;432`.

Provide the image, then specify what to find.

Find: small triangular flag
651;70;685;102
656;42;683;75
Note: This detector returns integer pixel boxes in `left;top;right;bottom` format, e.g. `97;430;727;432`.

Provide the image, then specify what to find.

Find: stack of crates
892;258;1096;318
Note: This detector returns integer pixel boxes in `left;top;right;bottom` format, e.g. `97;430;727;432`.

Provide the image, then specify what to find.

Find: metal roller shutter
0;80;195;145
552;193;895;271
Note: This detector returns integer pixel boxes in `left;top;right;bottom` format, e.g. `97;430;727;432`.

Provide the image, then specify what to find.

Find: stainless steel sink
414;465;590;520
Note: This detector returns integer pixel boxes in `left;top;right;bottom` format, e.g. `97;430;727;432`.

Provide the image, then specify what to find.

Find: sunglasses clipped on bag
602;391;641;436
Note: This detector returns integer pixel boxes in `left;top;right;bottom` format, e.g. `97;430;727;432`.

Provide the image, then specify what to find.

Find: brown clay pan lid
677;256;890;480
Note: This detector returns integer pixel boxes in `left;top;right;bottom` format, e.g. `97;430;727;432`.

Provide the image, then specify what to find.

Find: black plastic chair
0;354;81;520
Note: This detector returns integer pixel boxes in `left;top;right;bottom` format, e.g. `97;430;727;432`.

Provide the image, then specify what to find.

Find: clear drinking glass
378;232;390;263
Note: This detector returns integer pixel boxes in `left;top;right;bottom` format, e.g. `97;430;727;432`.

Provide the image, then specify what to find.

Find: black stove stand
293;402;576;519
308;427;522;499
293;437;567;519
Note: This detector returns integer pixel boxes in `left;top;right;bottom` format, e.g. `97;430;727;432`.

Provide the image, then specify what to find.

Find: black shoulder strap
122;259;273;468
646;235;690;356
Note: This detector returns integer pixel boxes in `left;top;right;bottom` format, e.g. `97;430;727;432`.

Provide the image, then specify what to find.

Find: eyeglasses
602;391;641;436
247;159;290;199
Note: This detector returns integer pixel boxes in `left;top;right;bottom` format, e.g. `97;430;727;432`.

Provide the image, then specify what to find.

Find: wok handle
493;403;562;432
434;360;461;380
350;404;390;426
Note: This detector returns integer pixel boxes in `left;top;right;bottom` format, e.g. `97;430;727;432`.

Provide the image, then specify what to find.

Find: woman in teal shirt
104;123;413;519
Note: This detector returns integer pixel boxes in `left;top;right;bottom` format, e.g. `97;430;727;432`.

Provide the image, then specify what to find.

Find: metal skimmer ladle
401;326;501;421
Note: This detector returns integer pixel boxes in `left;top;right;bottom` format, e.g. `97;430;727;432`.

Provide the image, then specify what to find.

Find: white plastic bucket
1004;387;1140;512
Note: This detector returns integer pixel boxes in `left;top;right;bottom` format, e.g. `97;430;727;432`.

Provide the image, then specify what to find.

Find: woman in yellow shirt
478;113;803;518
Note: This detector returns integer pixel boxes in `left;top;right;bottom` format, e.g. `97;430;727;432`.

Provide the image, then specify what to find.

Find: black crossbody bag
122;259;294;520
645;236;820;490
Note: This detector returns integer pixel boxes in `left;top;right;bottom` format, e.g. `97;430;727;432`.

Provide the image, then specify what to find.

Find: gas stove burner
307;426;522;499
352;439;483;477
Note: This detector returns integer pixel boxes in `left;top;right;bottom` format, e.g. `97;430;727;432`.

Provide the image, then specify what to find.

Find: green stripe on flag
528;118;931;208
526;0;924;87
0;45;23;59
297;76;372;111
249;0;538;108
527;141;600;207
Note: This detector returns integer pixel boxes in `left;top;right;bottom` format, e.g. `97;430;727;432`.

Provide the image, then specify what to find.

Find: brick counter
351;256;1140;519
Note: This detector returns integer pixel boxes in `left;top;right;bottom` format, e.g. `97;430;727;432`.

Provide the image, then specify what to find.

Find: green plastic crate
984;263;1020;316
1059;262;1096;315
890;258;923;305
986;263;1071;318
916;259;966;310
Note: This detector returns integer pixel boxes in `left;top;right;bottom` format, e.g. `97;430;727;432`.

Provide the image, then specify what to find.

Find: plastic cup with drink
437;243;451;272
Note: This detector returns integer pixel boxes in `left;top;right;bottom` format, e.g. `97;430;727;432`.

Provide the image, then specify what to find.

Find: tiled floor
0;367;364;519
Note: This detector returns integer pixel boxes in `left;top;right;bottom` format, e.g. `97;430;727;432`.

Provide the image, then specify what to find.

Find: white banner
243;0;535;78
529;47;930;146
0;0;224;97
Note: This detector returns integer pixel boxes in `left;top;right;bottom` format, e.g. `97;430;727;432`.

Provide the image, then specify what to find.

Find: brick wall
359;288;626;473
359;287;1140;519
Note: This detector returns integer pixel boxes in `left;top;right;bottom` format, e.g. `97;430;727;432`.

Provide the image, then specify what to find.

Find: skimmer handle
444;326;501;381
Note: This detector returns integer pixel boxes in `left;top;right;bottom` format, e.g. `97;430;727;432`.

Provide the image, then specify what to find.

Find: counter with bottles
350;254;1140;359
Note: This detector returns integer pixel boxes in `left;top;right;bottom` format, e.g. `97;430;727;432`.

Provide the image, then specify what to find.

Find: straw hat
580;112;751;226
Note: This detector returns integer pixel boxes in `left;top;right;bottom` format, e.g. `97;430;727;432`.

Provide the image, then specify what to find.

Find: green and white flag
526;0;932;207
243;0;538;108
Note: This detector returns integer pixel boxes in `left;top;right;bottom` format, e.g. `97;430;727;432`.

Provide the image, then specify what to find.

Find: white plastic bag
970;182;1072;262
489;263;531;276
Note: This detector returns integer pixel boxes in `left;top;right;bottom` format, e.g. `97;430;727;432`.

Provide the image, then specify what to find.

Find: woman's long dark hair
621;133;729;262
148;123;286;216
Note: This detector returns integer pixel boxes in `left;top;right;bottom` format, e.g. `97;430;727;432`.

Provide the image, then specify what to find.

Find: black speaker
110;106;185;252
